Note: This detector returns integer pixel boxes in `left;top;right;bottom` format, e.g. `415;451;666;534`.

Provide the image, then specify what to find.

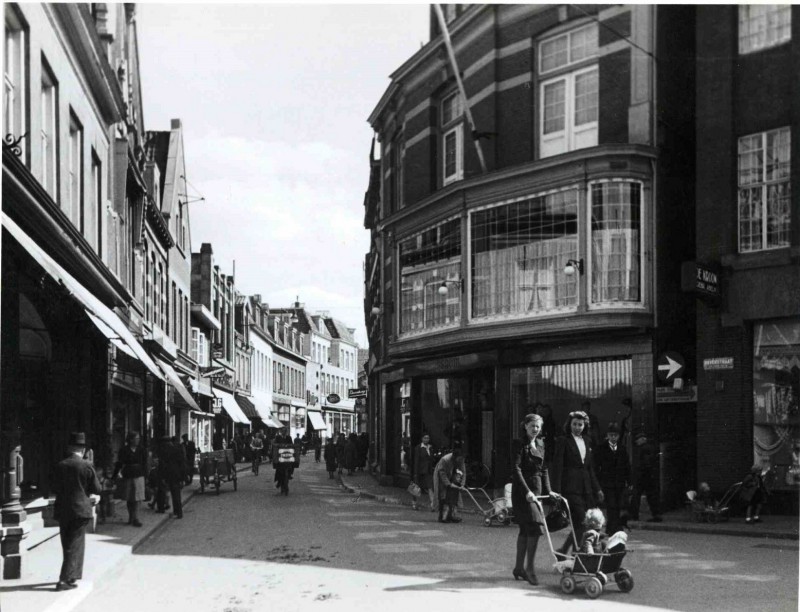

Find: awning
307;410;327;431
264;414;284;428
86;311;137;359
234;394;260;421
156;358;200;411
2;212;164;381
189;378;214;398
214;389;249;424
248;396;274;421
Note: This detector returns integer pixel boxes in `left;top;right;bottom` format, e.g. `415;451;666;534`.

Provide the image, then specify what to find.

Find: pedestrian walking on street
157;435;186;518
181;434;197;486
594;422;631;534
550;411;604;555
629;431;662;522
344;432;359;475
433;443;466;523
52;432;101;591
324;438;337;478
314;435;322;463
357;432;369;471
411;433;435;511
741;465;770;524
335;433;346;475
511;414;561;586
113;431;148;527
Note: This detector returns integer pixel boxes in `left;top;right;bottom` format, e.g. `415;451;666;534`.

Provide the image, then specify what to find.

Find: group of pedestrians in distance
323;432;369;478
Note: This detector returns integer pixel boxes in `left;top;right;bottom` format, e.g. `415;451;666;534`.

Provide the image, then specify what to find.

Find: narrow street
72;460;798;612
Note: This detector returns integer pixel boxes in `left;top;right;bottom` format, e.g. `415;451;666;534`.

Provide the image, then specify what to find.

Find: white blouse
573;434;586;462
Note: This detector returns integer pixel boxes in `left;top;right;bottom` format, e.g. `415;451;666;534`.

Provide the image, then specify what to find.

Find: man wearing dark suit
181;434;197;486
52;432;101;591
550;411;604;554
594;422;631;534
157;435;186;518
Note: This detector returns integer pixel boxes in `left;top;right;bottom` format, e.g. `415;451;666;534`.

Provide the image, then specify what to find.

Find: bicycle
251;452;260;475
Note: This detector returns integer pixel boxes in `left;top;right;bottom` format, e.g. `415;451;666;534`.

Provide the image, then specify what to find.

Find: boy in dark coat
52;432;101;591
594;422;631;533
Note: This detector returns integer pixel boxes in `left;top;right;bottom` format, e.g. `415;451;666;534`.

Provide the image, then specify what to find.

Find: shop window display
753;319;800;490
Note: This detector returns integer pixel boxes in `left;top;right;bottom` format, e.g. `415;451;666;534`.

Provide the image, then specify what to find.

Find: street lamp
564;258;584;276
437;278;463;295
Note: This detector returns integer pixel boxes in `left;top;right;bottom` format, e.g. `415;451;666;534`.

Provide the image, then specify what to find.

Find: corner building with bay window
364;4;697;498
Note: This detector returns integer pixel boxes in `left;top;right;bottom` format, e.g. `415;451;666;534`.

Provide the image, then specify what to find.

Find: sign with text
703;357;734;371
656;385;697;404
326;393;341;404
348;388;368;399
681;261;721;300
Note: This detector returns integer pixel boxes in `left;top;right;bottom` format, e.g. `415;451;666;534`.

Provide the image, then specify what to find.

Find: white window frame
586;179;647;311
539;65;598;159
737;127;791;253
41;63;57;198
441;91;464;186
4;7;26;158
738;5;791;55
67;112;82;229
538;22;598;75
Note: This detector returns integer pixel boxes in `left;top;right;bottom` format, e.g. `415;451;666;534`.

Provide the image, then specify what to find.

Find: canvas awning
1;212;164;381
214;389;249;424
248;396;275;422
234;394;260;421
156;358;200;411
264;414;284;428
307;410;327;431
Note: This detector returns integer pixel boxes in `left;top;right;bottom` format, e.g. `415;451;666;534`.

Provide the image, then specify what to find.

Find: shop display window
470;188;578;319
753;319;800;490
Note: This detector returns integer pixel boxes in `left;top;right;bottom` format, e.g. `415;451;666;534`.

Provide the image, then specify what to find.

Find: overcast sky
137;3;431;347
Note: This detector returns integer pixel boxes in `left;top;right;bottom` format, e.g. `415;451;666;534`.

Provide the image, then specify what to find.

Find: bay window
441;91;464;185
399;218;461;335
738;127;791;253
589;181;642;305
538;23;598;158
739;5;791;54
471;189;579;318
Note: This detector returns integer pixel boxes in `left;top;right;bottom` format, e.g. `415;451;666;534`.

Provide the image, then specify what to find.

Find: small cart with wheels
198;449;238;495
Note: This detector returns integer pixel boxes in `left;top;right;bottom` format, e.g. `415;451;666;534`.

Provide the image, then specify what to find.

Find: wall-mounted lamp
370;302;393;316
437;278;463;296
564;258;584;276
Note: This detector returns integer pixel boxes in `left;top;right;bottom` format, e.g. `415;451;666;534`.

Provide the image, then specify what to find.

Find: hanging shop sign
349;388;368;399
703;357;734;371
326;393;341;404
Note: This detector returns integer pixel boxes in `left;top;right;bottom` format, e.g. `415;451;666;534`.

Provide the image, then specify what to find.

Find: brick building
363;4;697;497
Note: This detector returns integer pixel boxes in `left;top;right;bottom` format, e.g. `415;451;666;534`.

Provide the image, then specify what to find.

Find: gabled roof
324;318;355;344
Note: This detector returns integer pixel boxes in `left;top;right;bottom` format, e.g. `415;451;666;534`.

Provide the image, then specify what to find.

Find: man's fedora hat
68;432;87;447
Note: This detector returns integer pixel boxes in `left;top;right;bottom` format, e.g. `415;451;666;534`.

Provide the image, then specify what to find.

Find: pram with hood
532;495;635;599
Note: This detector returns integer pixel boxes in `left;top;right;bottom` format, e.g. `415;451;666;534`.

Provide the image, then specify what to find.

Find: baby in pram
554;508;628;572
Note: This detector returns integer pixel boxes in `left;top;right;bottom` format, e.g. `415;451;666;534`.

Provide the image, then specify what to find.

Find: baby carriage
686;481;741;523
460;483;513;526
532;495;635;600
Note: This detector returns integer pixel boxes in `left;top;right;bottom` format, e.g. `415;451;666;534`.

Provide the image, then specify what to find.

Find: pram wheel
615;569;634;592
596;571;607;586
496;509;508;523
560;574;576;594
584;576;603;599
484;517;492;526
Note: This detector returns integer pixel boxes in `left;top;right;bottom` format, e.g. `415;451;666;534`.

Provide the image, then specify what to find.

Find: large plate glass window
471;189;579;319
441;91;463;185
539;23;598;158
399;218;461;336
738;127;791;253
739;5;791;54
589;181;643;305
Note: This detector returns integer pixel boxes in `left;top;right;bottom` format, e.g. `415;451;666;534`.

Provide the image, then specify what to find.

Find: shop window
753;319;800;491
441;91;464;186
5;5;27;160
538;23;598;158
399;217;461;336
739;5;791;54
471;188;578;319
589;181;643;305
738;127;791;253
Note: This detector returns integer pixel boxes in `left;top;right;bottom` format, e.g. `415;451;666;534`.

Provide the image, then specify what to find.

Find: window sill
721;248;796;271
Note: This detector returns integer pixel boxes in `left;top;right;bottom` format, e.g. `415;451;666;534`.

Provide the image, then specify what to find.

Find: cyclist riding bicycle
250;433;264;475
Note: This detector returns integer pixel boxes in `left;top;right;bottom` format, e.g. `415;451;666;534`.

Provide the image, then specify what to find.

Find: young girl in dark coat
741;465;769;523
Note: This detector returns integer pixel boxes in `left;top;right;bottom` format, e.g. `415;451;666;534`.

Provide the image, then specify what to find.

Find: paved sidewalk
0;463;251;612
339;470;799;540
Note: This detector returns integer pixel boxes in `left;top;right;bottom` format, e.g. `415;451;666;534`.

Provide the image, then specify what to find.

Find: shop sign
681;261;721;300
656;351;685;383
703;357;734;371
327;393;341;404
656;385;697;403
212;397;222;409
406;351;496;376
348;388;368;399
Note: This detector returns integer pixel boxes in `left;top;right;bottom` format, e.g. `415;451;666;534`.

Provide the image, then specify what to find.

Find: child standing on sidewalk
741;465;769;524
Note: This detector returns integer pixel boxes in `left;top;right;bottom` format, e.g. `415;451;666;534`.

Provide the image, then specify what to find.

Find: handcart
532;495;635;600
461;486;513;526
686;481;741;523
198;449;238;495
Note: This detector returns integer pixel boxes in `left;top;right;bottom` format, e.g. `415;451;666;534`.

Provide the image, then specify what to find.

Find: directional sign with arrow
657;351;685;383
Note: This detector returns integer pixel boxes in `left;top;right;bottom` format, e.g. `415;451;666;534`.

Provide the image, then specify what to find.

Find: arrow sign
657;351;685;383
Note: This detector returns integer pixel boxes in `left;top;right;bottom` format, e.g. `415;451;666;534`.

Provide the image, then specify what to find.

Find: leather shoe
132;520;143;527
56;581;77;591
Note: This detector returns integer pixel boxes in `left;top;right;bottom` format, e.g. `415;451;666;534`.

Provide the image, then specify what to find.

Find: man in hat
630;432;662;522
594;422;631;533
157;435;186;518
52;432;101;591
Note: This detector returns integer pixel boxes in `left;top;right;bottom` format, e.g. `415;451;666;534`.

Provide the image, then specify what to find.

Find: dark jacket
412;444;434;478
114;444;148;479
158;441;186;484
324;442;337;471
53;454;101;522
182;440;197;462
511;438;551;526
633;440;658;487
594;441;631;491
550;435;602;505
344;435;359;470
